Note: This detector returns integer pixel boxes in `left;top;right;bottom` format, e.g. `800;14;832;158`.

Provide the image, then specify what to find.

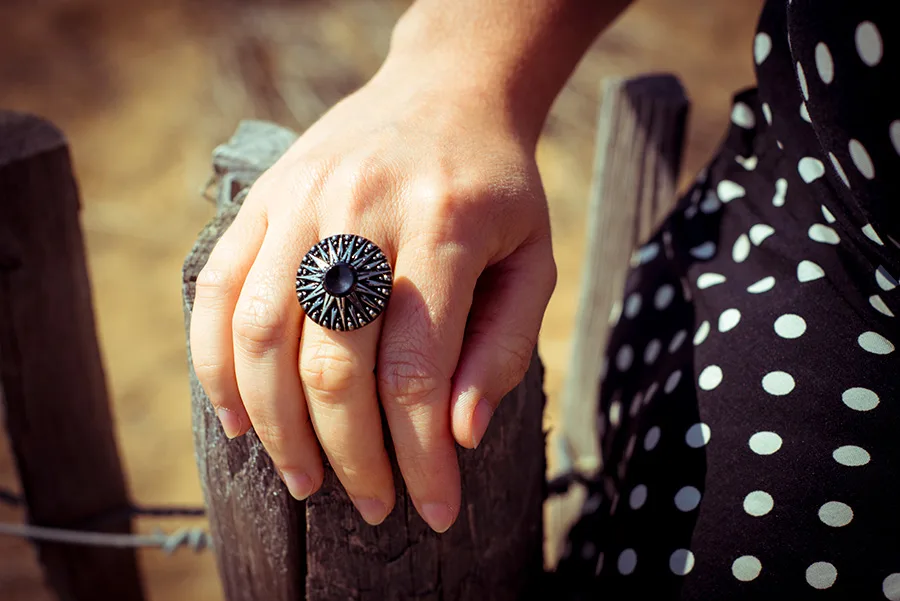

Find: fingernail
353;497;389;526
281;470;315;500
471;399;494;449
421;503;455;533
216;407;242;439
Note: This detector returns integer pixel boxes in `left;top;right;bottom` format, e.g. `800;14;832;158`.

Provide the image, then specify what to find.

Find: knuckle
232;291;292;354
378;353;446;407
254;415;290;459
194;266;239;308
300;339;363;397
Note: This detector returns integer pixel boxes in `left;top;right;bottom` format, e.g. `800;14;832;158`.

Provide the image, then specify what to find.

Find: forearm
384;0;634;142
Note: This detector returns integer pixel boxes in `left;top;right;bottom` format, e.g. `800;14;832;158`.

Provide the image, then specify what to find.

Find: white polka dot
762;102;773;125
700;190;721;213
624;292;642;319
733;234;751;262
829;152;851;188
749;431;783;455
754;32;772;64
668;330;688;353
833;445;870;467
862;224;884;246
883;573;900;600
731;102;755;129
891;121;900;157
718;180;746;202
821;205;836;223
748;276;776;293
815;42;834;83
876;265;897;291
674;486;702;512
618;549;637;575
743;490;774;516
629;392;644;418
629;484;647;510
798;260;825;282
609;400;622;427
633;242;660;266
644;339;662;364
594;552;605;576
693;320;711;346
777;140;784;150
842;387;880;411
809;224;841;245
773;177;787;206
718;308;741;332
581;541;597;560
644;426;661;451
644;382;659;405
797;61;809;101
699;365;723;391
664;370;682;394
858;331;895;355
684;204;699;219
608;301;622;326
856;21;883;66
685;423;711;448
799;157;825;182
616;345;634;371
806;561;837;589
670;549;695;576
774;314;807;339
582;492;602;515
800;102;811;123
732;555;762;582
870;295;894;317
736;155;758;170
762;371;795;396
690;241;717;260
697;273;726;289
654;284;675;310
749;224;775;245
819;501;853;527
848;139;876;179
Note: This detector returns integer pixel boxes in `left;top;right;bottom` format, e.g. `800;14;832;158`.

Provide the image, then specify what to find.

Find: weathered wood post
549;75;689;561
0;112;145;601
183;121;547;601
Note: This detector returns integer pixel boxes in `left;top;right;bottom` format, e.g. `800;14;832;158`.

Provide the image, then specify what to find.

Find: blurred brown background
0;0;760;598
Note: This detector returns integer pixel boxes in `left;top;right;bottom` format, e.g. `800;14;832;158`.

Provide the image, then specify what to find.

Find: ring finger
299;233;396;525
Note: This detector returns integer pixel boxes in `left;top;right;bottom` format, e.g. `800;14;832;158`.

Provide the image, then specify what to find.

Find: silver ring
295;234;393;331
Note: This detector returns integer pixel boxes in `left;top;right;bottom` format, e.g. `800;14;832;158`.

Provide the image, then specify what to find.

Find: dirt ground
0;0;759;598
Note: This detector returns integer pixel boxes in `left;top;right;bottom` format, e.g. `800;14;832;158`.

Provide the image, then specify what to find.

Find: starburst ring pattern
295;234;393;331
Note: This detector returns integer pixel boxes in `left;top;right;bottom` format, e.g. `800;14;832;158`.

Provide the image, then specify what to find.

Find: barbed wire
0;522;211;554
0;485;210;554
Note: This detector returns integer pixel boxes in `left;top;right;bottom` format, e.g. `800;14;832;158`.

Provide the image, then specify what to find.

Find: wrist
380;5;578;145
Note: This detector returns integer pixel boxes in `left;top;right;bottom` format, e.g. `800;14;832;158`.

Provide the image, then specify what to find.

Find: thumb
450;240;556;449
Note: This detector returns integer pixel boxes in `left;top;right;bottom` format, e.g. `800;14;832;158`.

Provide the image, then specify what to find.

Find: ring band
295;234;393;331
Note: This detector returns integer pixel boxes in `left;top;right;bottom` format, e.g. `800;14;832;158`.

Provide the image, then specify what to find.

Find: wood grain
0;111;144;601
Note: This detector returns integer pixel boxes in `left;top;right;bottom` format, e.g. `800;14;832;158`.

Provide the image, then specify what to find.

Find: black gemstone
323;262;356;297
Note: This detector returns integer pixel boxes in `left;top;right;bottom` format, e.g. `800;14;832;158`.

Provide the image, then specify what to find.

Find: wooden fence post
549;75;689;561
183;121;547;601
0;111;145;601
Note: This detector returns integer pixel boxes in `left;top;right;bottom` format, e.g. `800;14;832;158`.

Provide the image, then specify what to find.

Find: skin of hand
189;0;632;533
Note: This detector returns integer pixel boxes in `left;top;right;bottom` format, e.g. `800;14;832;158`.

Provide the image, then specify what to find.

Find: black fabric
556;1;899;598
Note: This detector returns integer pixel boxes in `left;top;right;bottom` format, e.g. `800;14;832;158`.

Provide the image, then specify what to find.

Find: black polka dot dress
555;1;900;598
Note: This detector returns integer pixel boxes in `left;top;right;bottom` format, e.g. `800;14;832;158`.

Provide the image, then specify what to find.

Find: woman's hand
189;55;556;532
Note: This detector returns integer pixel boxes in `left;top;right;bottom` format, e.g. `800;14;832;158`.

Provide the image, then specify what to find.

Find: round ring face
295;234;393;331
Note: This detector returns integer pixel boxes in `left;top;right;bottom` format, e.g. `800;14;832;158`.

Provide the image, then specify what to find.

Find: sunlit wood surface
0;0;760;598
